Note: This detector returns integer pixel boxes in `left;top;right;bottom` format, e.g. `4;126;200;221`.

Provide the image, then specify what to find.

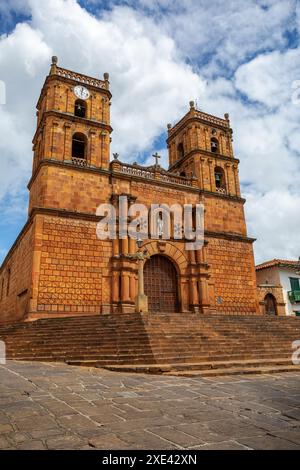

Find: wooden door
144;255;179;312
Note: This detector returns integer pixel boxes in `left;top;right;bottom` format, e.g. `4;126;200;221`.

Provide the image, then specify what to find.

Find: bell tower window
74;99;87;118
177;143;184;159
72;133;87;160
211;137;219;153
215;166;226;193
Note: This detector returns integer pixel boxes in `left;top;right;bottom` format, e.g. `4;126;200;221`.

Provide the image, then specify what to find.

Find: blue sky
0;0;300;264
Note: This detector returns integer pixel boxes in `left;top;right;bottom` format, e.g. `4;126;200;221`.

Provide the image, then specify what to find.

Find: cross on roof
152;152;161;166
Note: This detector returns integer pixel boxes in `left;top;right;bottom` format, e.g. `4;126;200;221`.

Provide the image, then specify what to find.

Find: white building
256;259;300;316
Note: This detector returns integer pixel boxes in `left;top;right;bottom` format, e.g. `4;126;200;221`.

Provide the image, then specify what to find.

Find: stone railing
111;160;195;188
168;108;230;137
120;164;154;180
160;173;193;187
71;157;87;167
216;187;227;195
194;110;229;128
56;67;107;89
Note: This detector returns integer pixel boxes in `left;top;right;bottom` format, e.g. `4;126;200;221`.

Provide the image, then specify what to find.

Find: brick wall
35;215;112;317
206;237;259;314
0;223;34;323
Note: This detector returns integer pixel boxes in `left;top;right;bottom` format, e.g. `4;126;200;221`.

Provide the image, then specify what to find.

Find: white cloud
126;0;297;75
235;49;300;109
245;189;300;263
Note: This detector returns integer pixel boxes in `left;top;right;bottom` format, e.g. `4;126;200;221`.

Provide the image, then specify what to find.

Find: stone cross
152;152;161;166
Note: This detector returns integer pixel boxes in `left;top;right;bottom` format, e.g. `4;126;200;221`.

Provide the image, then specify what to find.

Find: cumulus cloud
120;0;297;75
246;189;300;263
0;0;299;265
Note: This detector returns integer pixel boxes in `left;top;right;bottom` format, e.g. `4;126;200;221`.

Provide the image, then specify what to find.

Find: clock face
74;85;90;100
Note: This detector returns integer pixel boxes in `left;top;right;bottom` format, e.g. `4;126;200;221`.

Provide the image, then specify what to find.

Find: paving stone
271;429;300;445
237;434;300;450
14;415;58;432
149;426;205;448
46;435;86;450
174;423;232;443
121;430;178;449
0;436;11;449
0;413;10;425
88;434;135;450
196;440;251;450
57;414;101;433
282;408;300;421
30;428;66;439
0;423;14;433
0;361;299;450
205;418;265;438
6;432;28;445
17;440;46;450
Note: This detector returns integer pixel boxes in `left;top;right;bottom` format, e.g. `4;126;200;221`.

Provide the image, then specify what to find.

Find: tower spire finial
50;56;58;75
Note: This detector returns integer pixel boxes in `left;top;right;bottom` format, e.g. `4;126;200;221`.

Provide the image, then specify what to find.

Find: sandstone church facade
0;58;259;323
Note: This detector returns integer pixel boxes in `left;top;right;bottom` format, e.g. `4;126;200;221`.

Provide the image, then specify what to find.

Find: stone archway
264;293;277;315
144;255;179;312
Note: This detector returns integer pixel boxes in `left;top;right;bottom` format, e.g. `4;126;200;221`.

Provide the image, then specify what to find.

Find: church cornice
202;190;245;203
27;159;110;190
167;111;231;141
32;110;112;144
37;71;112;109
28;159;246;205
205;230;255;244
29;207;255;245
168;149;239;172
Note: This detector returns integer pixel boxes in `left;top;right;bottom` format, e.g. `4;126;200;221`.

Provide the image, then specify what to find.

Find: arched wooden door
264;294;277;315
144;255;179;312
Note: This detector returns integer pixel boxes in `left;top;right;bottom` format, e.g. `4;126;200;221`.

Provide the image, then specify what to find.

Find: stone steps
100;358;300;377
1;313;300;376
8;349;294;362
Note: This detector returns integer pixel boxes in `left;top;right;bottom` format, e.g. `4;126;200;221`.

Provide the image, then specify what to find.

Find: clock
74;85;90;100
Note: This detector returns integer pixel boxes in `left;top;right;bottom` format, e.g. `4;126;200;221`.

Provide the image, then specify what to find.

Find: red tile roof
256;259;300;271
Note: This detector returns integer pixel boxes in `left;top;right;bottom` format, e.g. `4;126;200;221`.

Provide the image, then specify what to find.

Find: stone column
112;271;120;304
198;275;210;314
190;278;199;313
225;163;231;195
89;130;96;166
199;157;205;189
135;257;148;313
129;273;136;301
208;158;214;191
63;124;71;161
121;273;130;303
233;164;241;197
129;237;136;254
122;238;128;255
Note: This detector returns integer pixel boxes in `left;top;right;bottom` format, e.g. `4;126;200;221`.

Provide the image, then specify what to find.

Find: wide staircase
0;313;300;377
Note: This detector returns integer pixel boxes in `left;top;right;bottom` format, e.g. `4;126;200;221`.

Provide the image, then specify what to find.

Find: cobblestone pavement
0;361;299;450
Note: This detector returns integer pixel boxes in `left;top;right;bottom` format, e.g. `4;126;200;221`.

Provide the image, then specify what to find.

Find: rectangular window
290;277;300;291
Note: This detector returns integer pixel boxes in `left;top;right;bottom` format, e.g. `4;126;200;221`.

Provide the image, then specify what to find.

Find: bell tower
166;101;240;198
31;56;112;174
29;56;113;215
